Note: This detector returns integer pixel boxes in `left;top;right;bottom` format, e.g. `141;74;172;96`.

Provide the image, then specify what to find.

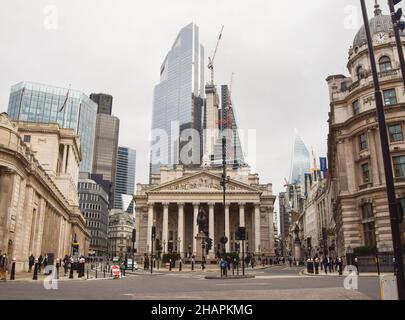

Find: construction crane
208;25;224;85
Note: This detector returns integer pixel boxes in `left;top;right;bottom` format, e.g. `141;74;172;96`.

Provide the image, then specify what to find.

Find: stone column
209;203;215;258
238;203;245;227
147;203;154;254
178;203;185;257
135;207;141;253
254;204;261;254
193;203;199;255
225;203;230;253
162;203;169;253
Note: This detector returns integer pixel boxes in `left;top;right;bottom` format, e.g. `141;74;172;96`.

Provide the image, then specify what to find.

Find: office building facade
150;23;205;175
114;147;136;213
7;82;97;173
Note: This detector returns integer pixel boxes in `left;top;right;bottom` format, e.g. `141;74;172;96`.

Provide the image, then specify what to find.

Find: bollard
191;260;194;271
179;260;182;272
33;261;38;280
169;259;172;271
87;268;89;279
9;258;16;280
56;260;60;280
69;263;74;279
110;269;113;278
96;268;98;279
232;262;235;276
104;268;106;278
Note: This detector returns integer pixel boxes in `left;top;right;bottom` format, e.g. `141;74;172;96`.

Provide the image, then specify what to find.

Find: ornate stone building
0;113;89;272
326;3;405;256
107;209;135;259
134;165;276;259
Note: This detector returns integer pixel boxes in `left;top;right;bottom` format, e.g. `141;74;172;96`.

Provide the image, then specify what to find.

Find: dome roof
353;3;404;47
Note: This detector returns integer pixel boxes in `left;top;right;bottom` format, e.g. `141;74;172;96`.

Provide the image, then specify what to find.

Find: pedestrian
43;254;48;273
0;253;8;281
322;256;328;274
38;254;43;273
288;255;293;267
63;255;69;276
314;256;320;274
220;258;227;277
28;254;35;272
328;256;334;273
251;256;255;269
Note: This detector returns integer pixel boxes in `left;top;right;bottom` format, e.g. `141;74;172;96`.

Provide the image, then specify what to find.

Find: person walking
220;258;227;277
328;256;334;273
43;254;48;273
322;256;328;274
38;254;43;273
63;255;69;276
28;254;35;272
288;255;293;268
314;256;320;274
0;253;8;281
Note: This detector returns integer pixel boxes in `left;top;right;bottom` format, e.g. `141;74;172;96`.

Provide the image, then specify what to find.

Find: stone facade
108;210;135;259
325;7;405;256
0;113;89;272
134;165;276;259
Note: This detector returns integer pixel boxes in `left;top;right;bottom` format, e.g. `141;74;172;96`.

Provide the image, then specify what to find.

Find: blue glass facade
290;132;311;185
150;23;205;174
7;81;97;173
114;146;136;213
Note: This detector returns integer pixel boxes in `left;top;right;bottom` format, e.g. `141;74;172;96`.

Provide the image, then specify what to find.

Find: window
362;163;370;183
362;203;376;247
353;100;360;115
363;222;376;247
383;88;397;105
393;156;405;177
356;65;364;80
359;133;368;151
23;135;31;143
362;203;374;219
389;124;404;142
379;56;392;72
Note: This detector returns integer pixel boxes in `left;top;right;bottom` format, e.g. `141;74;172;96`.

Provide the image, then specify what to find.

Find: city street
0;266;380;300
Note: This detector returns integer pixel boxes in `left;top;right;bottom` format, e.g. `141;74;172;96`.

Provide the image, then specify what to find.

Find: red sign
111;265;121;278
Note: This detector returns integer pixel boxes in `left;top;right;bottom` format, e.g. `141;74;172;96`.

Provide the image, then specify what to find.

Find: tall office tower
90;93;113;115
90;93;120;205
150;23;205;175
7;82;97;173
211;85;245;166
114;146;136;213
289;130;311;185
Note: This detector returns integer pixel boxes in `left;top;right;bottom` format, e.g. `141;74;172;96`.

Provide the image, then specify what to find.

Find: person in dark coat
28;254;35;272
43;255;48;270
322;257;328;274
0;253;8;281
38;255;43;272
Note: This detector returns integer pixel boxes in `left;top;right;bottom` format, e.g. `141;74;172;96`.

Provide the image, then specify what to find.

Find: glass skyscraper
7;81;97;173
290;131;311;185
114;146;136;213
150;23;205;175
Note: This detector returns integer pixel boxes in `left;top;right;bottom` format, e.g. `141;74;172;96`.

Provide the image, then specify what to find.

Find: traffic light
391;0;405;31
206;238;213;251
151;226;156;241
236;227;246;240
132;229;136;242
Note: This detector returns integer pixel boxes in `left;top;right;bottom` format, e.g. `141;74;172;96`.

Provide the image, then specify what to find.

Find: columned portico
134;168;276;260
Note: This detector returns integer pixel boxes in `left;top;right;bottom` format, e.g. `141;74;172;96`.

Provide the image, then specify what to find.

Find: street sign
111;265;121;279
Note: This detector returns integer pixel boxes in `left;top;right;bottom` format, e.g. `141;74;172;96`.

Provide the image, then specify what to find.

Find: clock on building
375;32;388;44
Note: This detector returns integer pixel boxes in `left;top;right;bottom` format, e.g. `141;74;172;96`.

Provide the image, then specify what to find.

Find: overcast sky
0;0;391;208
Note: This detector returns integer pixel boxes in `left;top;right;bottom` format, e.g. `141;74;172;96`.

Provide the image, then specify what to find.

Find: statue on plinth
197;207;209;237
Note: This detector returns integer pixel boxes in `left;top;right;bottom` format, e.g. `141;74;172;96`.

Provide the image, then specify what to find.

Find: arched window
379;56;392;72
356;65;364;80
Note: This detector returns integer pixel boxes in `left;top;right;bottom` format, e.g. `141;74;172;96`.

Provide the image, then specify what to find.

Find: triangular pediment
147;170;261;193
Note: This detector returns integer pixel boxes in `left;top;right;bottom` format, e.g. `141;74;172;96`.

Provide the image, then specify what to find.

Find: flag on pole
59;85;71;112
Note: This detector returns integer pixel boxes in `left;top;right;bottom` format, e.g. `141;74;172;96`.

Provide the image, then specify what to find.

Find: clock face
375;32;388;44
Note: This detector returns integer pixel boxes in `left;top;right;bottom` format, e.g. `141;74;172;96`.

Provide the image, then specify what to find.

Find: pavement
0;264;381;300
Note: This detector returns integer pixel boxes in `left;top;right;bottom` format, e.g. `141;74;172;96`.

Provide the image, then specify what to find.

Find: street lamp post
360;0;405;300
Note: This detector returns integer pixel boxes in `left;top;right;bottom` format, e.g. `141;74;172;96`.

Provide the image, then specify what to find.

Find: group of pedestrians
28;253;50;273
307;255;344;275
